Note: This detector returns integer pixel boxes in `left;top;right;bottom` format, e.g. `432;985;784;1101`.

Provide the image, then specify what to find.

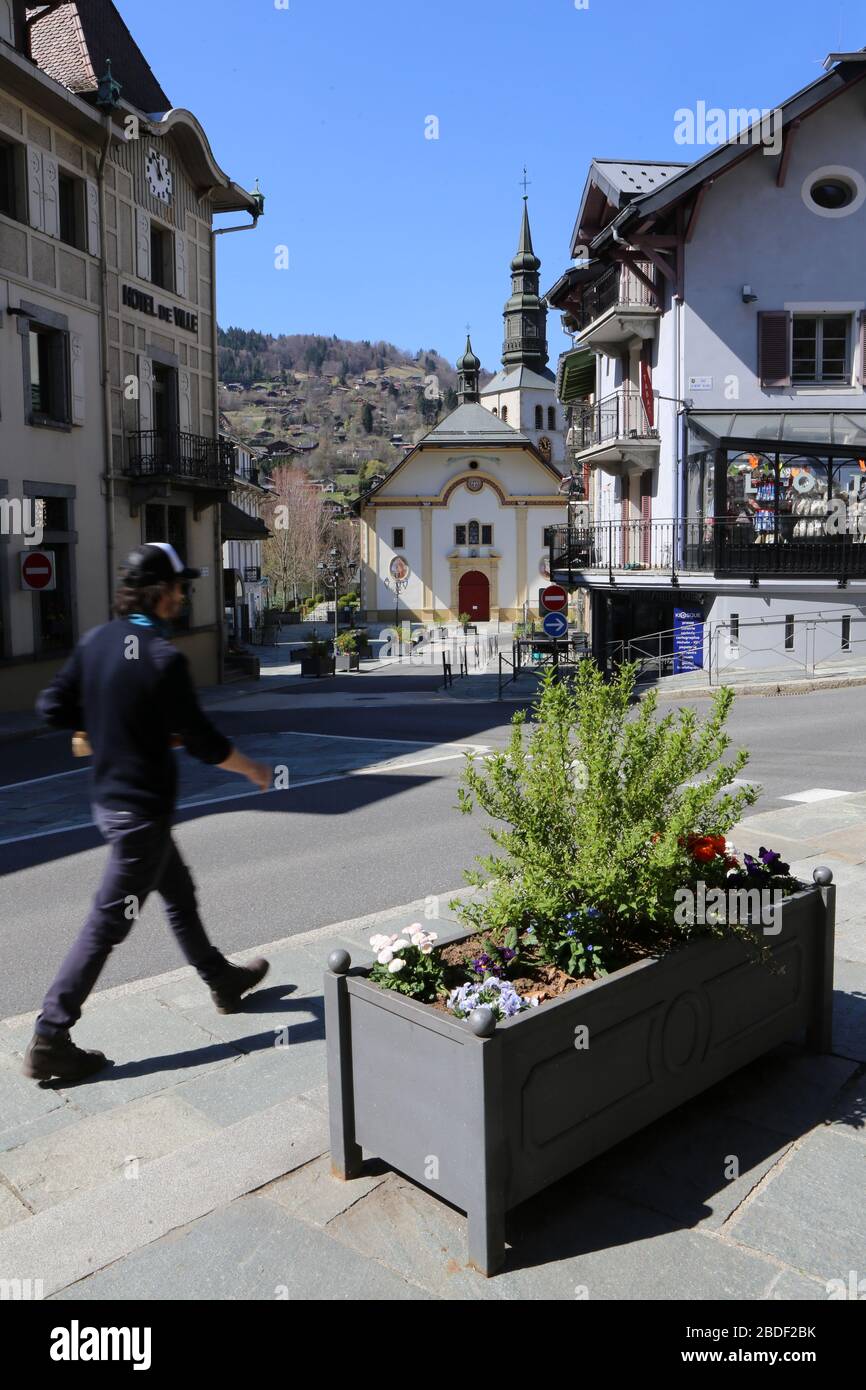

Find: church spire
456;333;481;404
501;197;549;373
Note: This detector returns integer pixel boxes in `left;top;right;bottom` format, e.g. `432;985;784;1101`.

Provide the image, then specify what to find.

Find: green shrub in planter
334;632;357;654
453;662;777;972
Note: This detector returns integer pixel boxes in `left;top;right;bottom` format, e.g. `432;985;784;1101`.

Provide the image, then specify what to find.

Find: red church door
458;570;490;622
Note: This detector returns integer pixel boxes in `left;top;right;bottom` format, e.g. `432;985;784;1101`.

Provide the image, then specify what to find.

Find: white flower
392;939;409;951
369;934;388;950
407;922;424;933
377;949;394;965
420;943;433;955
388;958;405;973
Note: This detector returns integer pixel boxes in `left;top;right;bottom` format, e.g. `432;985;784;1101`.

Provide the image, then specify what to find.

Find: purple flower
447;977;536;1021
587;907;601;919
759;846;790;874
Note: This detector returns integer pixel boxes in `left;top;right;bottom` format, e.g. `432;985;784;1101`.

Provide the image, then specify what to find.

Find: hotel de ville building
0;0;262;712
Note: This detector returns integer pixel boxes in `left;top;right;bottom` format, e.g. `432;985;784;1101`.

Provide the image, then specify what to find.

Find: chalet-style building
547;51;866;677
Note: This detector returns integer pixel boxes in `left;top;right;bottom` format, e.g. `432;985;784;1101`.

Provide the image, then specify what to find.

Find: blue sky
120;0;860;369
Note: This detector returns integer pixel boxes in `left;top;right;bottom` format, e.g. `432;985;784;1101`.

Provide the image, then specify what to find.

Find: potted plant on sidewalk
334;631;360;672
300;632;334;678
325;663;835;1274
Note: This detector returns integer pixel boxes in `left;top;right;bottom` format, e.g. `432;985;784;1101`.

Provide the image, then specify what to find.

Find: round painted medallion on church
465;477;483;493
539;554;551;578
389;555;410;582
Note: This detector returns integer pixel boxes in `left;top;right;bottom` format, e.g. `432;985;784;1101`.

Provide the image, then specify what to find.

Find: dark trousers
36;807;228;1039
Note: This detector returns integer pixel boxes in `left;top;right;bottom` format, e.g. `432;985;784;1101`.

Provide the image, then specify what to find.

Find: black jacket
37;619;233;816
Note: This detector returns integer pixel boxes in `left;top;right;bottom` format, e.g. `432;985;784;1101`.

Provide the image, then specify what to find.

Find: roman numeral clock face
146;149;173;203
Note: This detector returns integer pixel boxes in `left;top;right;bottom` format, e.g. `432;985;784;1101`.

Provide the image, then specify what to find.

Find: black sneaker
22;1031;111;1083
209;957;270;1014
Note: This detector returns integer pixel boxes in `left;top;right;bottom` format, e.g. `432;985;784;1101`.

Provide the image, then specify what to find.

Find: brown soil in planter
436;935;597;1007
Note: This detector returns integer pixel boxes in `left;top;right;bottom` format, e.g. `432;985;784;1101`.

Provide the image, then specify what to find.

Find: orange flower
686;833;726;863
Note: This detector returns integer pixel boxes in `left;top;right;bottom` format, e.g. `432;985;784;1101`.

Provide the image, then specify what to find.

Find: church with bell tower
479;197;566;467
356;195;568;625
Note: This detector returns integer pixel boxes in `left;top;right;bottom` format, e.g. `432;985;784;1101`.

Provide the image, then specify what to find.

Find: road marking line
0;735;490;793
780;788;850;803
0;767;88;791
0;748;482;848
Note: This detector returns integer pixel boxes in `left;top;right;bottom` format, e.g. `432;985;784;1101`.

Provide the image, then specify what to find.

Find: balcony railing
573;262;656;333
126;431;236;487
548;518;866;583
575;390;657;450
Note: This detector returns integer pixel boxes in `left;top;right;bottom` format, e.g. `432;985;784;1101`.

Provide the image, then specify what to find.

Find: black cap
123;543;201;585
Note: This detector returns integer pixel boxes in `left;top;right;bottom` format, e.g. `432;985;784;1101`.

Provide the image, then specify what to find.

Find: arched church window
501;405;508;422
548;406;556;430
535;405;543;430
468;520;480;545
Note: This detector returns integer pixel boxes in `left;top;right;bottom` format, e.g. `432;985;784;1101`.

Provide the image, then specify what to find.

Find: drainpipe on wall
97;106;116;619
207;191;263;682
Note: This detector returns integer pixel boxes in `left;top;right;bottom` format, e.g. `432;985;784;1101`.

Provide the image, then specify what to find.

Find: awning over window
688;410;866;455
556;349;596;404
220;501;270;541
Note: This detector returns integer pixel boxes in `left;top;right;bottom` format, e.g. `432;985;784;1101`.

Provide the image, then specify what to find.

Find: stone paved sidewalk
0;817;863;1301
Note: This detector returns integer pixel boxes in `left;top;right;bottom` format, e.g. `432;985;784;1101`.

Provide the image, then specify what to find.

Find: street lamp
318;548;341;647
383;566;410;656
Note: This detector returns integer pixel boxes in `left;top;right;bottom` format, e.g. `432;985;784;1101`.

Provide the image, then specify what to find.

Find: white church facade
358;202;568;623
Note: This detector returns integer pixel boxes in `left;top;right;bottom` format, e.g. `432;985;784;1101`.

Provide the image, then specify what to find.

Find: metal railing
126;430;235;486
573;262;657;332
604;611;866;687
575;389;657;450
549;518;866;584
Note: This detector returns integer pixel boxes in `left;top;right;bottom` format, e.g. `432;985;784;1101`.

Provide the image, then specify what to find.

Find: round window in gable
802;166;866;219
810;179;854;210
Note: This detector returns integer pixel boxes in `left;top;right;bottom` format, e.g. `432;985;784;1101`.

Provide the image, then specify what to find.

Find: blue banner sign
673;606;704;673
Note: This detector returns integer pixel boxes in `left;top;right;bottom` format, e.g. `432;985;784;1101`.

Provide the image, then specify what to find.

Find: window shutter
178;367;192;433
135;209;151;281
85;178;100;257
858;310;866;387
758;311;791;387
174;233;188;300
26;145;44;231
41;152;59;238
0;1;13;43
138;355;154;432
70;333;86;425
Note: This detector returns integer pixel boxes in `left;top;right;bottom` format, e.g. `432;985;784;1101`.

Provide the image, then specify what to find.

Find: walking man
24;543;273;1084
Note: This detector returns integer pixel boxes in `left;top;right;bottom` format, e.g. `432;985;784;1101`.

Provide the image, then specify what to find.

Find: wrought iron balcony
548;518;866;584
126;430;236;488
577;390;656;449
575;259;656;337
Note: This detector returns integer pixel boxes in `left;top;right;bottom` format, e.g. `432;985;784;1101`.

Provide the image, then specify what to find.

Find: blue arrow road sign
543;612;568;639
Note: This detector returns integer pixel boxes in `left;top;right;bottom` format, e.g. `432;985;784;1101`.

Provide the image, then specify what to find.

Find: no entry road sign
20;550;55;592
541;583;568;613
543;611;568;639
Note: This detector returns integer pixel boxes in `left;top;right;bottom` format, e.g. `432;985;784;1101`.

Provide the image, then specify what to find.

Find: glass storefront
684;415;866;572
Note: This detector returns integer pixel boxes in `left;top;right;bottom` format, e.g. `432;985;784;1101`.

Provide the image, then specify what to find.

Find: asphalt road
1;677;864;1020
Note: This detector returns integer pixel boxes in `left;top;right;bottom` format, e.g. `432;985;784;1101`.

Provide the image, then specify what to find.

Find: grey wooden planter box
335;652;360;672
325;870;835;1276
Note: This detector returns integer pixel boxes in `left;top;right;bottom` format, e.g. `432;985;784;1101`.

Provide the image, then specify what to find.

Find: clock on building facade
146;148;173;203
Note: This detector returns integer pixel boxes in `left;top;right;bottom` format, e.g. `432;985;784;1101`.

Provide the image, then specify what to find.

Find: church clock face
146;148;173;203
539;436;552;462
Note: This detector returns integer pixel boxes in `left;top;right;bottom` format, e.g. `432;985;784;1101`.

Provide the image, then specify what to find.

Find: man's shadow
37;982;324;1088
